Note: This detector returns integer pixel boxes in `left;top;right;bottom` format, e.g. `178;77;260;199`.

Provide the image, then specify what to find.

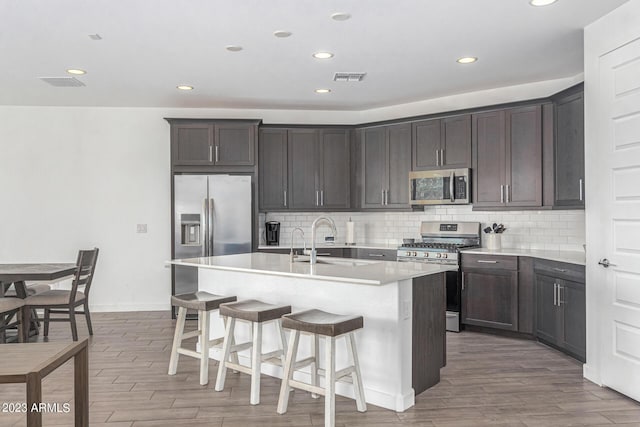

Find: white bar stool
277;309;366;427
215;299;291;405
168;291;237;385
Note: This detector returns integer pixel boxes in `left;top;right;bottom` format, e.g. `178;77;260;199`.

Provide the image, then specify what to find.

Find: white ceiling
0;0;627;110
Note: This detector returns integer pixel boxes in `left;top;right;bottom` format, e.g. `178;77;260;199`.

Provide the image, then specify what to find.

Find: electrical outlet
136;224;148;233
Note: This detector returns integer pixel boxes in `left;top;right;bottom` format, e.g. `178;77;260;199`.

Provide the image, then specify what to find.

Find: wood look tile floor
1;311;639;426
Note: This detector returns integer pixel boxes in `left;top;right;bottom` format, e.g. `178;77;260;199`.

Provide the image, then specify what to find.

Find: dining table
0;263;77;342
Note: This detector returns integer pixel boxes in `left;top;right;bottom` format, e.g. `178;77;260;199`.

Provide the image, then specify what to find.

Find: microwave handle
450;171;455;202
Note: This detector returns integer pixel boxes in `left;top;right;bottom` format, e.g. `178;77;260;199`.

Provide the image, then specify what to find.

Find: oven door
409;168;470;205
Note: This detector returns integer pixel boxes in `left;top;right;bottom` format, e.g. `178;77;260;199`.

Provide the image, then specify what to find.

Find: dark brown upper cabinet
412;115;471;170
473;105;543;209
360;123;411;210
258;127;351;211
553;88;585;208
169;120;258;168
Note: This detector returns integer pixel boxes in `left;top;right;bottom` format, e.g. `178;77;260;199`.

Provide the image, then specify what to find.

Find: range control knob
412;251;418;257
437;253;442;258
443;253;448;259
405;251;412;256
423;252;429;257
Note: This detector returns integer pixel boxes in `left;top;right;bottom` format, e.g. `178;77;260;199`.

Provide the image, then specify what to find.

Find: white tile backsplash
259;205;585;251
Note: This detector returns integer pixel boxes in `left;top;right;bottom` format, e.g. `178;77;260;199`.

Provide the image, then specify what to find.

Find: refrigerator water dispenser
180;214;201;245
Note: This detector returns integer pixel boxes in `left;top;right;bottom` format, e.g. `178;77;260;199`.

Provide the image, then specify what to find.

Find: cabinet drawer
461;254;517;270
534;259;585;283
356;248;397;261
314;248;344;258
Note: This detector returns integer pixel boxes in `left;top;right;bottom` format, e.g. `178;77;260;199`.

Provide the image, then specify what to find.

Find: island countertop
168;252;454;285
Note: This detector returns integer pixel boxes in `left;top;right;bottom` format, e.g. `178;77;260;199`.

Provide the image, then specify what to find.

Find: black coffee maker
265;221;280;246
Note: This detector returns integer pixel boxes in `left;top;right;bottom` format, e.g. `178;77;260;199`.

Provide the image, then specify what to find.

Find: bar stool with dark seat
277;309;367;427
215;299;291;405
168;291;237;385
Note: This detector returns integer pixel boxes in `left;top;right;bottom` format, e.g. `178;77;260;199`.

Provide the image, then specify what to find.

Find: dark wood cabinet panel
518;257;535;334
288;129;319;210
313;248;344;257
387;123;411;207
535;274;561;344
554;91;585;207
412;115;471;171
461;269;518;331
461;254;517;270
355;248;397;261
442;115;471;168
172;124;213;165
258;129;288;210
506;105;542;207
318;130;351;209
215;124;255;166
473;111;506;207
560;280;586;361
361;127;387;208
412;119;441;170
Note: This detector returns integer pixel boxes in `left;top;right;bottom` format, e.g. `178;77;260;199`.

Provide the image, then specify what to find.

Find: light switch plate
136;224;148;233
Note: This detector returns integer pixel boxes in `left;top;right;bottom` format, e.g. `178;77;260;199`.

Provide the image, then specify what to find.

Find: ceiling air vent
333;72;367;82
39;77;85;87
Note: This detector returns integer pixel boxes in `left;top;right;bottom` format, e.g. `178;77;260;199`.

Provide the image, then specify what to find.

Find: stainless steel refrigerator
172;174;252;311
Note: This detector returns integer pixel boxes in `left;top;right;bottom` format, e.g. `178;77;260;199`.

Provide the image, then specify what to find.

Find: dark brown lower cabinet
461;269;519;331
535;261;586;362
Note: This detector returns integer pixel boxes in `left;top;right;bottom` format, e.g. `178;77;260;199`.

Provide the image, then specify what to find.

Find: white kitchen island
168;252;454;412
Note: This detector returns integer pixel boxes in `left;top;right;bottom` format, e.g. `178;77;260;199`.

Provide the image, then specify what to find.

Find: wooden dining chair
24;248;99;341
0;297;25;343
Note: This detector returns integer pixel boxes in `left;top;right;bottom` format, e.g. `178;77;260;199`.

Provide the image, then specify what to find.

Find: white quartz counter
168;252;454;285
257;243;398;250
461;248;586;266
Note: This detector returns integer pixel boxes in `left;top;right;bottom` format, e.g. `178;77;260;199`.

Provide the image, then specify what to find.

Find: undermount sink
293;257;378;267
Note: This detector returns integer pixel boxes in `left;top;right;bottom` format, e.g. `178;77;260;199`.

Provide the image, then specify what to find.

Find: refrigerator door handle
202;198;209;256
209;198;215;256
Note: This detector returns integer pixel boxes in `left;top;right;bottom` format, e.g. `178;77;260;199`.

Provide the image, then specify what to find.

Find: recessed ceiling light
66;69;86;75
273;30;292;38
315;89;331;94
530;0;557;6
331;12;351;21
313;52;334;59
456;57;478;64
225;45;243;52
177;85;194;91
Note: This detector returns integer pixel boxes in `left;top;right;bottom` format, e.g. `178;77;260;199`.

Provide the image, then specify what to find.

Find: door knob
598;258;617;268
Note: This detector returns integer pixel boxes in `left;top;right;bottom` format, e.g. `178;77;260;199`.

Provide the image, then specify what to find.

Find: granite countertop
257;243;399;250
460;248;586;266
167;252;454;285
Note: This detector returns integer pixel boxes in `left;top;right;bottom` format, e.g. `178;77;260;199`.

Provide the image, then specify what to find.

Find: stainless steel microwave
409;168;471;205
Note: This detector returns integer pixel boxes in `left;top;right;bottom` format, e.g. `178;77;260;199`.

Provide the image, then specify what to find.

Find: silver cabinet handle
316;190;319;206
552;267;567;273
283;190;287;207
558;284;565;305
368;253;385;257
477;260;498;264
598;258;617;268
506;184;510;203
385;190;389;205
500;185;504;203
381;189;385;206
209;145;213;162
441;149;445;166
553;283;557;306
579;178;584;202
317;252;331;256
436;149;439;166
450;170;455;202
321;190;324;206
215;145;219;162
462;272;465;291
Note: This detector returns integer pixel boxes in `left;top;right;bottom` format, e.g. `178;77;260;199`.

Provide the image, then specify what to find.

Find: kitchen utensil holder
486;233;502;250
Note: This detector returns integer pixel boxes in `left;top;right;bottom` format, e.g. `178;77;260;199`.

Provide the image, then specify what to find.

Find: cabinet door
214;124;255;166
442;115;471;168
258;129;288;211
318;130;350;209
555;92;585;207
172;124;213;165
288;129;319;209
461;269;518;331
535;274;561;345
560;279;586;361
386;123;411;207
361;127;387;208
506;105;542;207
412;119;441;170
472;111;506;207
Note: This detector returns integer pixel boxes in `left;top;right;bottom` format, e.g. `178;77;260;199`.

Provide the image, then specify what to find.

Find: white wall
0;75;582;312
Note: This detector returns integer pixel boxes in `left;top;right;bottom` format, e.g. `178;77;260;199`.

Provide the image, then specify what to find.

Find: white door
596;37;640;401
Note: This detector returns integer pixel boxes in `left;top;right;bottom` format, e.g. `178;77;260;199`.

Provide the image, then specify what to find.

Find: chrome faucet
290;227;305;263
310;216;337;264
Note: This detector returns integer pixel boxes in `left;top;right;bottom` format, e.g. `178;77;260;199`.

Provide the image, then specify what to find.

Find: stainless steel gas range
397;221;481;332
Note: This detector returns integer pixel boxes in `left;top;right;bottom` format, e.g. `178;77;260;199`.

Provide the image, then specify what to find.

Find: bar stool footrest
288;379;324;396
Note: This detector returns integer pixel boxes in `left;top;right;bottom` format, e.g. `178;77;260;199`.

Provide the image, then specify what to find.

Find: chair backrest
69;248;99;301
